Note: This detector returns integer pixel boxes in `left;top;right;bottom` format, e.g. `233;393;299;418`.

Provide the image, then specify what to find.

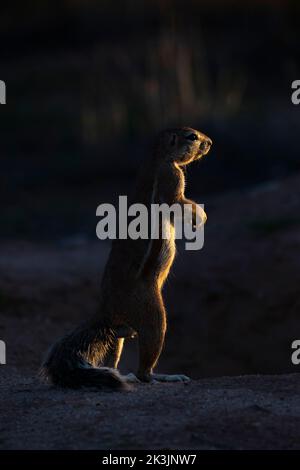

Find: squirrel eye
187;133;198;141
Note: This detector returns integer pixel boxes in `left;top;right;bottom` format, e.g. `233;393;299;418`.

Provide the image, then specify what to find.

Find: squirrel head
155;127;212;166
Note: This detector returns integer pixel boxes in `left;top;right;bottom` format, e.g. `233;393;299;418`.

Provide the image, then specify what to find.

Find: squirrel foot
149;373;190;383
137;372;190;383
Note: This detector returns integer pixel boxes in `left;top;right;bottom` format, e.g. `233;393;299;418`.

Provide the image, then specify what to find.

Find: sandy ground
1;174;300;449
0;368;300;450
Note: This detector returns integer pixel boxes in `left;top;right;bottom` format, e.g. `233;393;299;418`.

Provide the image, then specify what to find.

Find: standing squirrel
41;127;212;390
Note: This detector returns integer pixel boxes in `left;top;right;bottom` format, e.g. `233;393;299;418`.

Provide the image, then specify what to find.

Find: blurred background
0;0;300;379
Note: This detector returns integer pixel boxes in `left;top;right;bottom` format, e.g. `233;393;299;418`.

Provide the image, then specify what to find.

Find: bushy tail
40;321;128;391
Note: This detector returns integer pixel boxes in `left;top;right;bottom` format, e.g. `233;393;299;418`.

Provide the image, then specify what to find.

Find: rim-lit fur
41;127;212;387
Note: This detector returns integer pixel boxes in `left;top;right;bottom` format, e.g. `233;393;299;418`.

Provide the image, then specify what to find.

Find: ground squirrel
41;127;212;390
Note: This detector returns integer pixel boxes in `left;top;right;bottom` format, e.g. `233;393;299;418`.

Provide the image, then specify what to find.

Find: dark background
0;0;300;379
1;0;299;239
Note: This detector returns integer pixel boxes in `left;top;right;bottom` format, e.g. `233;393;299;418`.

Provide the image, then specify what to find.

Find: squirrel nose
200;139;212;152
